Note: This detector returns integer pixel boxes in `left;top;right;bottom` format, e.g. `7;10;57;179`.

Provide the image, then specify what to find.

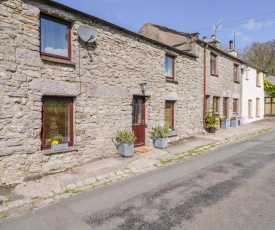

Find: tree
240;40;275;75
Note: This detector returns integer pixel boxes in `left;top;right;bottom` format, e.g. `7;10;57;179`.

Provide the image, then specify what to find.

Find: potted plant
115;130;136;157
205;111;219;133
167;125;177;136
151;125;169;148
220;115;229;130
48;135;68;151
230;115;238;127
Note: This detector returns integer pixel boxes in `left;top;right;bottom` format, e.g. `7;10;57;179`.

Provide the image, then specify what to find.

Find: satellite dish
78;25;97;43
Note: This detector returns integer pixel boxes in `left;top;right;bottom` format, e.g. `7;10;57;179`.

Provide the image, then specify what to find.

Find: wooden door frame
132;96;146;147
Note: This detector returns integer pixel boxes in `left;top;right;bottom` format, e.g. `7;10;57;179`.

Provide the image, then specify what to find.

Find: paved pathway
0;118;274;218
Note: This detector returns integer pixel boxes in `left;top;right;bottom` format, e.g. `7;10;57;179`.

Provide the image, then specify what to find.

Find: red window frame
213;96;220;113
165;55;175;80
210;53;218;75
234;64;240;82
40;14;72;61
165;101;175;129
233;98;239;113
41;97;74;150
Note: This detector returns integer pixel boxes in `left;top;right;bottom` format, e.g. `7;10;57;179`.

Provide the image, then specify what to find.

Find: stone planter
51;143;68;151
117;143;134;157
154;137;168;149
231;118;238;127
220;119;229;130
168;129;177;136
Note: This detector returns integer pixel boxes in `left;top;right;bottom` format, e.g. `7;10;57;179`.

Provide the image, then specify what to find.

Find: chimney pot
211;35;216;40
203;36;207;41
229;40;233;49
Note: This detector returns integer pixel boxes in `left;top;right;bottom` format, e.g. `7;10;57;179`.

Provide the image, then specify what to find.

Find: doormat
134;147;152;153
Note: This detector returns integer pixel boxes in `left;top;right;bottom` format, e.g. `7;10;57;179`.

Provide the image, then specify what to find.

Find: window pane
41;17;69;57
44;99;71;143
137;99;142;124
165;56;173;77
165;102;173;128
210;54;216;74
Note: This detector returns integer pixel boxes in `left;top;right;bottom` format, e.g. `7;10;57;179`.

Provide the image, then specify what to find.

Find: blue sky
54;0;275;50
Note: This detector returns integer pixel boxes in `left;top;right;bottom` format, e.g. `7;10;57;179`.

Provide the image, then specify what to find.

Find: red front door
132;96;146;147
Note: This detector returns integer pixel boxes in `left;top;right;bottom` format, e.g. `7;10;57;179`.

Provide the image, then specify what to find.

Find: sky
54;0;275;50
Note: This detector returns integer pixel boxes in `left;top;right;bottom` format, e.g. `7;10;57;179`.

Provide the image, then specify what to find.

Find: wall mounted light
140;83;147;94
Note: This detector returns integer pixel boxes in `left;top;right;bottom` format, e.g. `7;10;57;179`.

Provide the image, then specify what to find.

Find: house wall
138;24;243;119
201;45;242;116
241;67;265;123
0;0;203;185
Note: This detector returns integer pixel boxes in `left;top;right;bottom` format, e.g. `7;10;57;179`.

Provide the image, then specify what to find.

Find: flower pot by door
231;119;238;127
154;137;168;149
117;143;134;157
220;119;229;130
207;127;216;133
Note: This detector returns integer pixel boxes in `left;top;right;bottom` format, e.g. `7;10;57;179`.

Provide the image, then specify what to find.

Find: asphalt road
1;130;275;230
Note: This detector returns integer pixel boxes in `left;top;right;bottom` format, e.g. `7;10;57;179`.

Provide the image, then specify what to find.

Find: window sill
211;74;219;77
41;55;75;66
234;80;241;84
43;146;78;155
168;130;177;137
256;85;261;88
166;78;178;84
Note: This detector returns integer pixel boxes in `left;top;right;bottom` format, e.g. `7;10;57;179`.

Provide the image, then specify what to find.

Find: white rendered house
241;65;265;124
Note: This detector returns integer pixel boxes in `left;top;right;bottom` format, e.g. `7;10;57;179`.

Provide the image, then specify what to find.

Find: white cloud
242;19;274;31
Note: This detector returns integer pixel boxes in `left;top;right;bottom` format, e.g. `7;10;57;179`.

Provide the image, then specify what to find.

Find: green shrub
151;125;169;139
206;107;219;128
115;130;136;144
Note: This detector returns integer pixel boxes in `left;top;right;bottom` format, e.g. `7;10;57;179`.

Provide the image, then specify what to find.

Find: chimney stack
229;40;233;49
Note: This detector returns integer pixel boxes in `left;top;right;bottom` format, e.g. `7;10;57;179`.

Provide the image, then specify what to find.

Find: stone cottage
0;0;204;185
139;23;265;125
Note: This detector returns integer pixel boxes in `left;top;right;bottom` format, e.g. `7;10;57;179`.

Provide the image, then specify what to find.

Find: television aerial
77;25;97;43
213;20;222;36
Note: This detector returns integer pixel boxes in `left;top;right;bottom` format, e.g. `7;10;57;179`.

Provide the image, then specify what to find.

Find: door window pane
137;99;142;124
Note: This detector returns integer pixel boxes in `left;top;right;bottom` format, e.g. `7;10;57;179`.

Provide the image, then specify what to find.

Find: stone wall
201;45;242;115
138;23;243;118
0;0;204;185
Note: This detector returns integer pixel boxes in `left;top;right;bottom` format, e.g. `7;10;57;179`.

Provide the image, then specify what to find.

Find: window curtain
41;18;68;57
165;56;173;77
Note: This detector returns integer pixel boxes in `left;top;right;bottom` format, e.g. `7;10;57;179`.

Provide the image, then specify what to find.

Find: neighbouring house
0;0;203;185
139;23;265;125
241;65;265;123
264;75;275;116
